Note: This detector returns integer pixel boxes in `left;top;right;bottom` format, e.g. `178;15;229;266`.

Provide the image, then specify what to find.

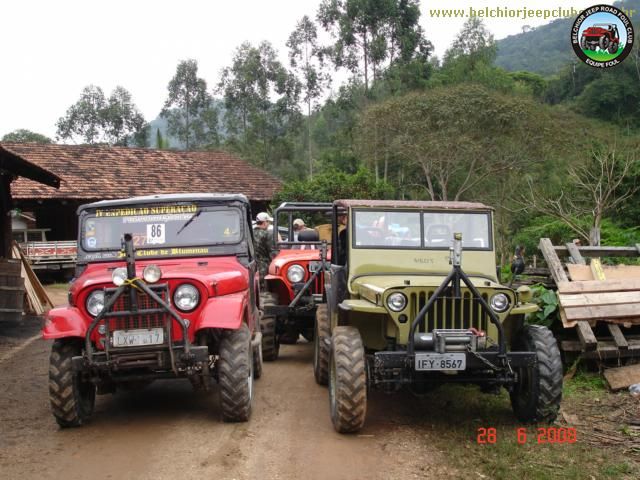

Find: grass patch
563;369;606;398
47;283;70;290
583;46;624;61
412;384;638;479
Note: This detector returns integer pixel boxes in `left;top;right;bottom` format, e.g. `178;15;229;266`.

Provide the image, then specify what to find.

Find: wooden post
0;174;13;259
565;242;586;265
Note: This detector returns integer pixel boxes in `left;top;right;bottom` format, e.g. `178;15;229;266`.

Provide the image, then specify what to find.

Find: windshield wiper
176;209;202;235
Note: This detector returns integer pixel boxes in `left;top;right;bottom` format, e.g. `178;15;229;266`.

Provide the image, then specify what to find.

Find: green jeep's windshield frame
352;209;492;251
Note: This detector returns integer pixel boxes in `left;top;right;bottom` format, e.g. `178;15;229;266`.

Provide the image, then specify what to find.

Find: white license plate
112;328;164;347
415;353;466;371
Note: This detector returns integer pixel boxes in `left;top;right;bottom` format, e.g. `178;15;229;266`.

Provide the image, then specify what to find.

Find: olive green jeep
313;200;563;433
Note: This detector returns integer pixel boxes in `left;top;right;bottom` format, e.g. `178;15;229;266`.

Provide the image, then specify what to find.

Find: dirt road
0;317;456;480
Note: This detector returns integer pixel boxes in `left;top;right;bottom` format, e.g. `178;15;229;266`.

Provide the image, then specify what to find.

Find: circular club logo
572;4;635;68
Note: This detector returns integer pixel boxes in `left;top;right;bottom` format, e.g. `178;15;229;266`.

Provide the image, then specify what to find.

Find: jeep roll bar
272;202;333;248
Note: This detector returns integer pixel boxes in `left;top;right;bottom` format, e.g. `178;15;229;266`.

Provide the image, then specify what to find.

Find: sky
0;0;602;140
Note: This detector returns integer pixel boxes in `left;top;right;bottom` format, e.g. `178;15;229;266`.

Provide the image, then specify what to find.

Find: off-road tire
49;339;95;428
313;304;330;385
599;36;609;50
219;324;253;422
608;42;618;54
253;339;263;380
580;36;587;50
329;326;367;433
510;325;562;423
260;292;279;361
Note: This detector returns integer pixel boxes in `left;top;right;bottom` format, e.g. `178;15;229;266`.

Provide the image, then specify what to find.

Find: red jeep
43;194;263;427
260;202;333;360
581;23;620;54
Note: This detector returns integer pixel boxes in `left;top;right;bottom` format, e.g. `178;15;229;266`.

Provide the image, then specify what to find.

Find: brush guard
371;233;537;388
79;234;208;374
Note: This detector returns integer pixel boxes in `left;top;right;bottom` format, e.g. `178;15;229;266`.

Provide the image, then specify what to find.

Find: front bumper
370;350;537;386
72;344;209;374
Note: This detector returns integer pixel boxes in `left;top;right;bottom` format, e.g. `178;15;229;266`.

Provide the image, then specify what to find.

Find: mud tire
510;325;563;423
253;338;263;380
608;42;619;54
49;339;96;428
313;304;330;385
219;324;253;422
599;36;609;50
260;292;279;361
329;326;367;433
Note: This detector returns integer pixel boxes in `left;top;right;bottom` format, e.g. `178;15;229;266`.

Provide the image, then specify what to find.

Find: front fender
43;306;88;339
195;293;247;331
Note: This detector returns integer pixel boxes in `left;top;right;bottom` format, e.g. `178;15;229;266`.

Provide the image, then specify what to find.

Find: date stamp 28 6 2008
476;427;577;445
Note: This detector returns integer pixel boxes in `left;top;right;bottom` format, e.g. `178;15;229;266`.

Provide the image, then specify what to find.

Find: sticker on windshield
146;223;165;244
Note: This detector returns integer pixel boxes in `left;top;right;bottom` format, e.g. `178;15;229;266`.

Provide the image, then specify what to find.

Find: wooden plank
558;291;640;307
607;324;629;350
603;364;640;391
557;279;640;294
553;245;640;257
538;238;568;283
590;258;606;281
565;242;586;265
564;303;640;321
575;320;598;351
566;264;640;281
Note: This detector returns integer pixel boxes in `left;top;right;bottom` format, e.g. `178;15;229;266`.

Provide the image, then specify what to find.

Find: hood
269;248;327;274
351;274;503;298
70;256;248;298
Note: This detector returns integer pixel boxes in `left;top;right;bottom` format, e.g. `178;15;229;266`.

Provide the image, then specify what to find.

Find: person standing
254;212;274;282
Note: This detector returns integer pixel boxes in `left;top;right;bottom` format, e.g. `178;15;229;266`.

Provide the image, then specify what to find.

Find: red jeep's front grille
309;268;325;295
104;285;169;331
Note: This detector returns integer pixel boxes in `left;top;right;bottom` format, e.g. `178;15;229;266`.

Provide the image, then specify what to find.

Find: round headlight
387;292;407;312
143;264;162;283
112;267;127;286
173;284;200;312
287;264;305;283
86;290;105;317
490;293;510;313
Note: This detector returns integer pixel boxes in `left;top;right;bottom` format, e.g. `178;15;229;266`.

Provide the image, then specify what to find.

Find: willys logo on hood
571;4;635;68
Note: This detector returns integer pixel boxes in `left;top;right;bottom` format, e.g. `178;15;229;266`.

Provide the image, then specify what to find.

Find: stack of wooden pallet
538;238;640;360
10;242;53;315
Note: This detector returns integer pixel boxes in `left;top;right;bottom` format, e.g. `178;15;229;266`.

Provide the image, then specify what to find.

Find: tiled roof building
0;143;282;241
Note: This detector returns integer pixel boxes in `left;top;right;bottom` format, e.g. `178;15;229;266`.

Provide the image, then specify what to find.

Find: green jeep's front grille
408;290;489;333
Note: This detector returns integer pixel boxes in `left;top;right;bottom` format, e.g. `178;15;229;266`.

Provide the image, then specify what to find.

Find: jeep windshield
353;210;491;250
81;204;243;251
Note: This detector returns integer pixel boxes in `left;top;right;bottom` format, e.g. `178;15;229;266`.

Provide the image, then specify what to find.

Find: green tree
56;85;107;144
2;129;52;143
287;15;330;177
318;0;394;91
103;86;147;146
161;59;217;150
443;17;496;67
155;128;170;149
56;85;147;145
219;41;301;171
273;167;394;204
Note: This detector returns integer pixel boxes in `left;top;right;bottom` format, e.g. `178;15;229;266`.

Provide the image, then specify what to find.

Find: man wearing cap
254;212;274;282
292;218;305;241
